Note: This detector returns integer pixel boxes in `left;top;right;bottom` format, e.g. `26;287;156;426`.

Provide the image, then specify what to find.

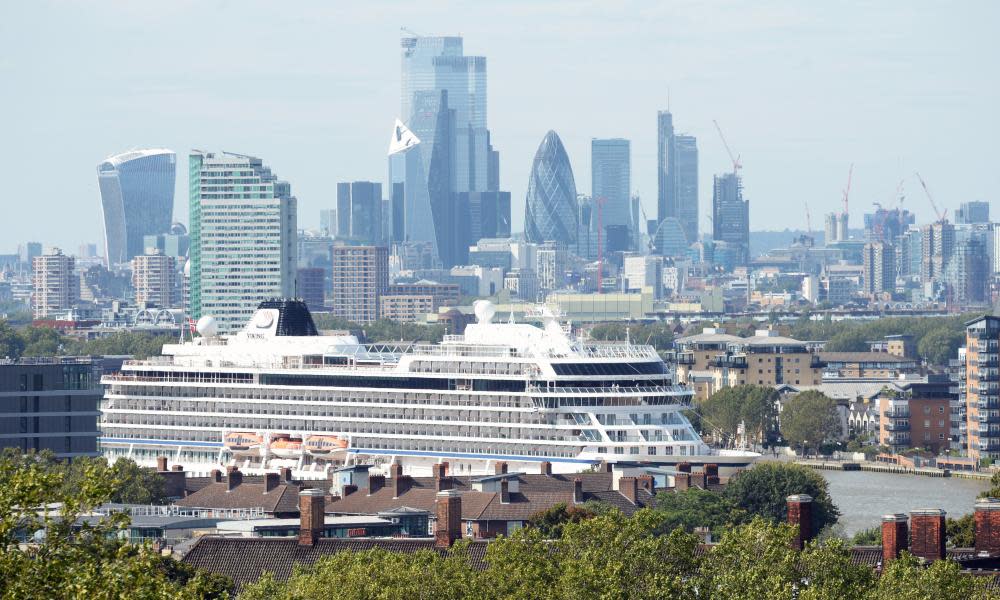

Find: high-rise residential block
591;138;632;245
920;221;954;285
946;237;989;305
965;316;1000;461
97;149;176;266
656;111;698;247
712;173;750;267
336;182;383;244
956;201;990;225
525;131;578;248
188;151;297;333
862;242;895;297
32;248;79;319
331;246;388;324
132;251;176;308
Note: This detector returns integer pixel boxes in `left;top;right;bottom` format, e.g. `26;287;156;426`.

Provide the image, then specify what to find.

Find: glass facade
591;138;632;238
97;149;176;266
712;173;750;266
525;131;578;247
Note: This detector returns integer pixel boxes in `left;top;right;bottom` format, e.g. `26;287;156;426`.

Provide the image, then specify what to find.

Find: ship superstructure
100;300;756;475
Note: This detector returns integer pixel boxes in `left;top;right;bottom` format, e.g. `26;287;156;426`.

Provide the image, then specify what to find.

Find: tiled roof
181;536;490;591
174;481;302;514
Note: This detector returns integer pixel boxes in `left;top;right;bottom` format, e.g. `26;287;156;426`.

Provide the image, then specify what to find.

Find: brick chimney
390;463;408;498
540;461;552;476
298;489;325;546
637;474;654;492
342;484;358;497
156;456;168;472
264;472;280;493
676;462;692;473
226;466;242;491
171;465;183;472
786;494;813;550
434;490;462;549
598;461;612;473
368;474;385;495
494;461;508;475
434;463;451;491
975;498;1000;557
161;464;186;499
211;469;222;483
280;467;293;482
881;513;908;565
910;508;946;562
619;476;639;505
675;473;691;491
573;478;584;504
695;470;708;489
500;479;510;504
704;464;718;478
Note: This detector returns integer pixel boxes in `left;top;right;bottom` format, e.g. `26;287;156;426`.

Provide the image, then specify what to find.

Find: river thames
820;469;989;536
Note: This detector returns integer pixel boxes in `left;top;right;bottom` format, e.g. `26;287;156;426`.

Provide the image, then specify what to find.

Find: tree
918;327;966;367
652;487;745;537
526;502;597;538
947;513;975;548
723;462;841;534
0;319;25;358
700;385;779;449
871;552;994;600
780;391;841;454
850;526;882;545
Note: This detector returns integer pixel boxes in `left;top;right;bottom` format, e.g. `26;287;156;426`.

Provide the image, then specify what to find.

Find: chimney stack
161;463;186;499
211;469;222;483
637;474;654;492
434;490;463;549
540;461;552;476
910;509;946;562
494;462;508;475
280;467;293;482
298;489;325;546
975;498;1000;557
704;464;718;478
434;463;450;491
390;463;407;498
500;479;510;504
786;494;814;550
264;472;280;493
619;476;639;505
573;478;584;504
226;466;242;491
676;462;692;473
368;474;385;495
881;514;909;566
342;484;358;497
156;456;168;472
675;473;691;491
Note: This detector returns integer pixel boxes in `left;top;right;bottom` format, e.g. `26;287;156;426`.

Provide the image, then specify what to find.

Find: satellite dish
473;300;495;324
196;316;218;338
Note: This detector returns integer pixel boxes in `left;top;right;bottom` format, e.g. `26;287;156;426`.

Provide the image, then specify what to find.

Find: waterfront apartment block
878;380;953;454
966;316;1000;462
379;294;435;323
818;352;920;379
331;246;389;324
0;358;101;458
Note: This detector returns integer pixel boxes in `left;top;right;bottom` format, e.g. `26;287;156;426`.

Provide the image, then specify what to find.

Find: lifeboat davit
305;435;349;456
224;432;263;454
269;437;304;459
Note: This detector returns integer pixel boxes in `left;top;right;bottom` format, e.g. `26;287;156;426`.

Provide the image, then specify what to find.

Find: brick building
878;380;954;453
330;246;388;324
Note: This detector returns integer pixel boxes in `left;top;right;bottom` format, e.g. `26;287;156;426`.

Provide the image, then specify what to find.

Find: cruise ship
99;299;757;476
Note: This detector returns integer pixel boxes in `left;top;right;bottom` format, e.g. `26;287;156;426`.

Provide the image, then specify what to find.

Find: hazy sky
3;1;997;252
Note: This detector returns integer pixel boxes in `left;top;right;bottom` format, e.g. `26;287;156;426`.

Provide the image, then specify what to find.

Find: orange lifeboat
224;432;263;454
305;435;349;456
269;437;304;459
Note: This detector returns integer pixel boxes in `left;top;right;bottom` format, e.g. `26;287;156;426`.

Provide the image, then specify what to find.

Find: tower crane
804;202;812;235
914;172;947;223
712;120;741;176
400;26;422;37
841;164;853;218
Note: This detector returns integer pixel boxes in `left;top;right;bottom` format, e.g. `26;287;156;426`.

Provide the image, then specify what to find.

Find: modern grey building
336;182;383;245
97;149;176;267
591;138;631;245
657;112;698;247
524;131;578;247
712;173;750;267
0;358;101;458
955;201;990;225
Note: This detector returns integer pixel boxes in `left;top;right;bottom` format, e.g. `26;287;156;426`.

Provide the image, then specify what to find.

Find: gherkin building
525;131;578;246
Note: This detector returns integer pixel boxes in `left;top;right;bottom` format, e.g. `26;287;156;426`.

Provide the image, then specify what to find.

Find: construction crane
712;120;741;176
804;202;812;235
841;164;853;218
914;172;947;223
400;26;422;37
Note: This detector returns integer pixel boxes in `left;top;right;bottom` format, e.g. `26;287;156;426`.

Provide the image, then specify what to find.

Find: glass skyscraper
712;172;750;267
189;151;297;333
525;131;578;247
591;138;632;244
97;149;176;266
657;111;698;247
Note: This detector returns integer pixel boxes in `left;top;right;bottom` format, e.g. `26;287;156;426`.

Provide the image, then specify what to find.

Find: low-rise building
819;352;921;379
379;294;435;323
878;379;954;454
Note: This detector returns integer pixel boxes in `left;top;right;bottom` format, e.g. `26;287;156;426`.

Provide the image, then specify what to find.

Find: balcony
884;410;910;419
883;422;909;432
676;353;695;366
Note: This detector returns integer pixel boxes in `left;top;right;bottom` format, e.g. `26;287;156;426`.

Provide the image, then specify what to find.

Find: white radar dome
196;316;218;338
473;300;496;324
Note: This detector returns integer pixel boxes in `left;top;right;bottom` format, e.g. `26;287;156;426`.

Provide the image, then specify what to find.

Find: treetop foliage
0;319;176;360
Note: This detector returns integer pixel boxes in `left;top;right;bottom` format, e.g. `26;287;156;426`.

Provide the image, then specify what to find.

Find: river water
819;470;989;536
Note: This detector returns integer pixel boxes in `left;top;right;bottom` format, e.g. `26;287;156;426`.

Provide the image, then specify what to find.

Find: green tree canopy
780;391;842;453
652;487;746;537
723;462;841;534
701;385;779;448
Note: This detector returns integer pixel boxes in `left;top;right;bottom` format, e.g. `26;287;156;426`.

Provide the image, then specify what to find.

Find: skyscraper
524;131;578;247
955;201;990;225
97;149;176;267
657;112;698;246
920;221;954;285
32;248;78;319
336;181;383;244
862;242;895;297
591;139;631;245
712;173;750;266
331;246;389;324
132;250;176;308
188;151;297;333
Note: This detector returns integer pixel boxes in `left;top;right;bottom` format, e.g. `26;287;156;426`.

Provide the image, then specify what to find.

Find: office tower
862;242;895;297
712;173;750;266
336;181;383;244
946;237;989;305
536;241;566;292
331;246;388;324
78;244;98;259
576;194;596;259
19;242;42;268
824;213;838;244
320;209;337;237
865;207;915;244
966;316;1000;461
657;111;699;248
653;218;688;258
994;224;1000;275
296;267;326;313
630;195;643;251
32;248;78;319
897;227;922;279
956;201;990;225
97;149;176;266
525;131;578;247
591;138;631;244
132;250;176;308
657;111;674;230
188;151;297;333
143;222;190;261
456;191;511;263
920;221;954;284
623;254;664;298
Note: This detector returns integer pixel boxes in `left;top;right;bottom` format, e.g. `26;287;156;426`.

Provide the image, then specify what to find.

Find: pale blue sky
2;1;997;252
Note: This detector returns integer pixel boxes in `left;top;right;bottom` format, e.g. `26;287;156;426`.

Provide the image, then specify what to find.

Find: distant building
336;181;383;244
966;315;1000;461
524;131;578;247
188;151;297;333
862;242;895;297
97;149;176;266
456;191;512;264
591;138;631;246
132;251;176;308
319;209;337;237
955;201;989;225
657;111;698;247
864;208;914;245
296;267;326;313
19;242;42;267
331;246;388;324
379;295;435;323
503;268;538;302
32;248;79;319
0;358;101;457
623;255;663;298
819;352;920;379
920;221;954;285
143;222;190;260
536;242;566;293
712;173;749;267
387;281;460;308
824;213;849;244
945;235;989;306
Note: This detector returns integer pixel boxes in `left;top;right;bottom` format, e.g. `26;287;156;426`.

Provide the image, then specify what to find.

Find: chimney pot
637;474;654;492
156;456;168;472
881;513;909;566
974;498;1000;557
910;508;946;562
264;472;280;493
787;494;814;550
434;490;463;549
298;489;325;546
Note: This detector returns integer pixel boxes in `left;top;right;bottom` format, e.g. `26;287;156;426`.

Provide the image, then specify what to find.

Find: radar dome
196;316;218;338
473;300;496;324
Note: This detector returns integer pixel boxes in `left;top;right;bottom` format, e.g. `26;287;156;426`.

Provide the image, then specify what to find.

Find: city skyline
2;2;998;251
